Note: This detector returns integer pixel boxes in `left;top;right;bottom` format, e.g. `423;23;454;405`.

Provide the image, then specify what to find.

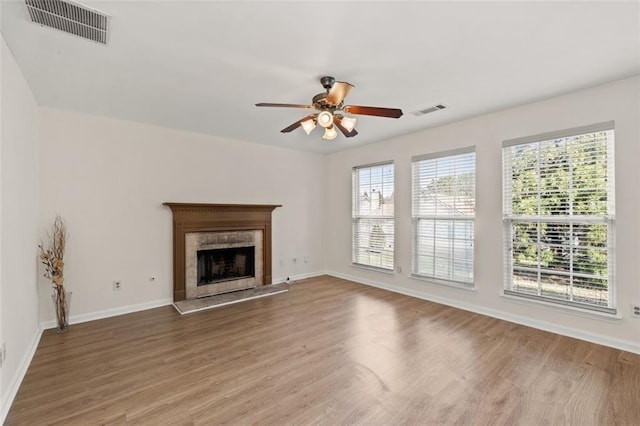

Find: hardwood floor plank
6;275;640;425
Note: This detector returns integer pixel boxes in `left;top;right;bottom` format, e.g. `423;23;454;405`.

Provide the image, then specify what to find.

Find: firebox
197;246;255;285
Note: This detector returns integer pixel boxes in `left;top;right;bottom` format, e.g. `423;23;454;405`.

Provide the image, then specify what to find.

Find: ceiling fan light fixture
322;126;338;140
301;118;316;135
340;116;357;132
256;76;404;141
317;111;333;128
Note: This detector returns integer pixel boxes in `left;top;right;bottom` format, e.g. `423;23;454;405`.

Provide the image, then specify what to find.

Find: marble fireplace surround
185;230;263;299
164;203;281;302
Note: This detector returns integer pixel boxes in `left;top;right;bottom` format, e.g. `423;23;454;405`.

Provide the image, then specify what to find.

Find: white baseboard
272;271;325;285
327;270;640;355
1;325;43;424
40;298;174;330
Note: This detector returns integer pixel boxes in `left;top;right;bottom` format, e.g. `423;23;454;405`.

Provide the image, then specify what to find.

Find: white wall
0;33;40;415
324;76;640;352
0;26;4;415
37;109;325;322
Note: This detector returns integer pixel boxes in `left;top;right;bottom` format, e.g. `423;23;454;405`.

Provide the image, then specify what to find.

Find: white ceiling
1;1;639;153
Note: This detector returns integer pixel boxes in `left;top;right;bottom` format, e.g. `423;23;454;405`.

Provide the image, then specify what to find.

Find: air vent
25;0;109;44
413;104;446;116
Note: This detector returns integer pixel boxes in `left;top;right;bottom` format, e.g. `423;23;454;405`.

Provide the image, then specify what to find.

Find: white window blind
502;122;615;313
352;162;394;270
412;148;475;285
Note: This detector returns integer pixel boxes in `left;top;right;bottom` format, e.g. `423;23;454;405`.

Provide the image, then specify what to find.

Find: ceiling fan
255;76;403;140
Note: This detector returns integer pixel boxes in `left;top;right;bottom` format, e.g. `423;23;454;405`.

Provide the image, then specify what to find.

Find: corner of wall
0;326;42;424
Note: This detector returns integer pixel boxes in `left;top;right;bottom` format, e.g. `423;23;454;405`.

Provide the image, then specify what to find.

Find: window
412;148;476;285
503;121;615;313
352;162;394;270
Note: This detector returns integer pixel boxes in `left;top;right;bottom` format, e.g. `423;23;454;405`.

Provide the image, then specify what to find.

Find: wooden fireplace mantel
164;203;281;301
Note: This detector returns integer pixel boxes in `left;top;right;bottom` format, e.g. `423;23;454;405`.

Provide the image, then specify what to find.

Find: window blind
412;148;475;284
502;122;615;313
352;162;395;270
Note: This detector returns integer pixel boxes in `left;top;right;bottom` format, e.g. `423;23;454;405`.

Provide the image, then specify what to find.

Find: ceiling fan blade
256;103;313;109
334;116;358;138
325;81;354;106
280;114;317;133
343;105;403;119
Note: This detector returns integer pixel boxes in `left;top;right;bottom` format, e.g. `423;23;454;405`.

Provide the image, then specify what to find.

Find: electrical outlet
304;256;308;264
113;281;121;291
632;304;640;318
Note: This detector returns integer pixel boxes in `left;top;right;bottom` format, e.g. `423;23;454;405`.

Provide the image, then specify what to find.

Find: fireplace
164;203;281;301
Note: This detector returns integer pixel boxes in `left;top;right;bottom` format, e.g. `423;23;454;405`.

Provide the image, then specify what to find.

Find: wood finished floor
6;275;640;425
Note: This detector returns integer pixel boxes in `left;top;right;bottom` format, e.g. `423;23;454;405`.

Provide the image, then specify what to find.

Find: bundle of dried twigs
39;216;70;331
39;216;66;287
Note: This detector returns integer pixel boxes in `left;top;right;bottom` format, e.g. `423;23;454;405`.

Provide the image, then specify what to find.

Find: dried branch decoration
39;215;67;287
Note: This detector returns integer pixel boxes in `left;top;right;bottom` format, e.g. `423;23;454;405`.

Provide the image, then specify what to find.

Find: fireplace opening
197;246;255;285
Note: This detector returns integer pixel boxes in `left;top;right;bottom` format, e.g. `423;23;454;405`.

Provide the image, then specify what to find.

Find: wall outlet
304;256;308;264
113;281;121;291
632;304;640;318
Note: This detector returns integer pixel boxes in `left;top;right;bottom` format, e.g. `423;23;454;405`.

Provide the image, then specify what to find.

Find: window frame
502;121;616;314
411;147;476;287
351;161;395;272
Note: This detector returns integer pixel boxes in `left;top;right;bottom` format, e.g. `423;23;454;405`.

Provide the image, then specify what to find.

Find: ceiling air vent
25;0;109;44
413;104;446;116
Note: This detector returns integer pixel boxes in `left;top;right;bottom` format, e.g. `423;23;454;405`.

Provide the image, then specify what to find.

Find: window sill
410;274;477;292
500;291;622;321
351;263;395;275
